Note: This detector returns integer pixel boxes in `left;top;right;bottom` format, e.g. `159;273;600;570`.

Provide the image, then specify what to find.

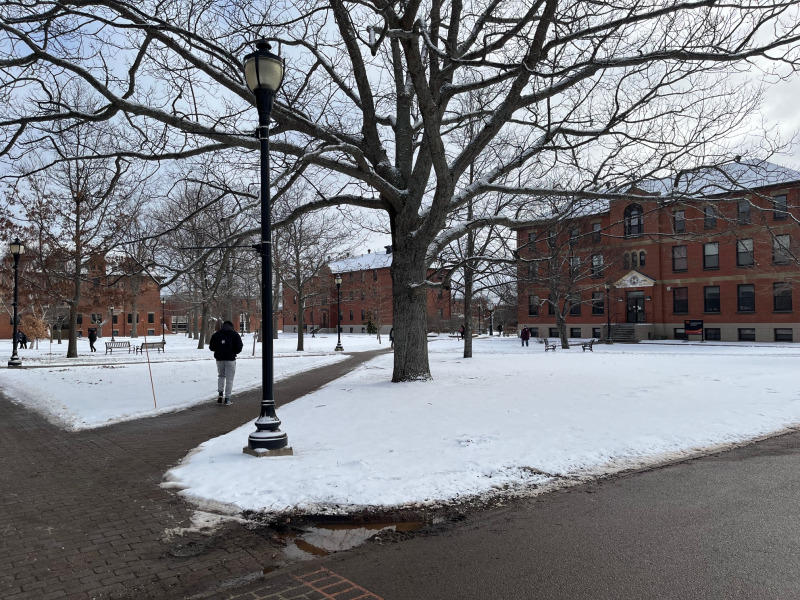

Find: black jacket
209;323;243;361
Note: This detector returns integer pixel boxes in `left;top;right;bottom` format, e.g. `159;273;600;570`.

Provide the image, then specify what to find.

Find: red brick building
517;160;800;343
283;248;452;334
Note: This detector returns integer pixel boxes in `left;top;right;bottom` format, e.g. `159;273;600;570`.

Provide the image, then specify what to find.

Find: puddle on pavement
277;521;425;561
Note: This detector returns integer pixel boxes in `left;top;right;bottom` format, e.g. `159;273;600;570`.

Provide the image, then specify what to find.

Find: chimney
385;245;392;254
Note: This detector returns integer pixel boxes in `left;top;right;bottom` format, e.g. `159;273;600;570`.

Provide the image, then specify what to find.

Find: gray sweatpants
216;360;237;399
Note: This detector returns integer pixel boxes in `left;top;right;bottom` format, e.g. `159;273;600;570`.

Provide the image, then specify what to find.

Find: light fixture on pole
243;39;291;456
109;306;115;342
487;302;494;336
334;273;344;352
160;298;167;343
8;239;25;367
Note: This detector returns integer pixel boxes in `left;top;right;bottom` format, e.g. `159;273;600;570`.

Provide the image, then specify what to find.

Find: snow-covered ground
2;334;799;518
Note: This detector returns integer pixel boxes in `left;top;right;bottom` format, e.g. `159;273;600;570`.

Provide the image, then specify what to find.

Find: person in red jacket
209;320;243;405
520;326;531;347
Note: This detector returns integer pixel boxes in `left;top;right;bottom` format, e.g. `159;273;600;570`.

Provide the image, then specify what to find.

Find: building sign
684;319;703;336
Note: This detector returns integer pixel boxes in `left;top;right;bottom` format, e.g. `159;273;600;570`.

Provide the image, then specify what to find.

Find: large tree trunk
296;299;305;352
130;300;139;338
197;304;209;349
67;305;79;358
391;251;431;382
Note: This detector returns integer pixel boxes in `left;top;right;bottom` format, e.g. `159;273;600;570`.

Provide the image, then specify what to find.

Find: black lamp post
487;302;494;336
243;39;290;455
8;239;25;367
109;306;115;341
334;273;344;351
161;298;167;343
604;283;612;343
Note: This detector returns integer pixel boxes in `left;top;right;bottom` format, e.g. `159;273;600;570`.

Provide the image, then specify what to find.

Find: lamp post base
243;445;293;457
8;357;22;367
334;343;344;352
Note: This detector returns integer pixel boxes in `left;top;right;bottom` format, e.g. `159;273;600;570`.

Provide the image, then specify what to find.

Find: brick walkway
0;350;389;600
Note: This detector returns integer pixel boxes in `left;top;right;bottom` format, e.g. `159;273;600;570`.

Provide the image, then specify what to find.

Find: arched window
624;204;643;237
639;251;646;267
631;252;638;268
623;254;630;269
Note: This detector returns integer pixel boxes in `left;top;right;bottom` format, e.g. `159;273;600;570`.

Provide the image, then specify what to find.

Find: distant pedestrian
459;324;465;340
88;329;97;352
498;324;503;337
209;320;243;405
389;327;394;348
17;330;27;349
520;326;530;347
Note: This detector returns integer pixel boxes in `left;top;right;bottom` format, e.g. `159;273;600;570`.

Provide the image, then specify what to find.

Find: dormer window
624;204;643;237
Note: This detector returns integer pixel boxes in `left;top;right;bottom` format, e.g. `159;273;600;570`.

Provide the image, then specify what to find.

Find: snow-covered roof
640;159;800;196
329;251;392;273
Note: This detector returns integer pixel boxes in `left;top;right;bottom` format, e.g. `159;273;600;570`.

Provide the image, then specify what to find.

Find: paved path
0;349;388;600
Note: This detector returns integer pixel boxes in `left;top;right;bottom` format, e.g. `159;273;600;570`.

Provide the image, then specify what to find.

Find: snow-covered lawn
2;334;799;517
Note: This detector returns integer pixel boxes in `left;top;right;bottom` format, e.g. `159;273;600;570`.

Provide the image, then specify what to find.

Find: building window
775;328;794;342
703;242;719;269
738;328;756;342
704;205;717;228
705;328;721;341
674;328;686;340
774;282;793;312
673;287;688;313
592;292;604;315
112;314;118;325
147;313;155;324
77;314;83;325
592;327;602;338
639;251;646;267
528;295;540;316
673;210;685;233
773;194;788;220
624;204;643;237
528;262;539;280
704;286;721;313
591;254;604;277
549;327;559;337
569;228;580;246
738;200;751;224
623;254;630;269
672;245;688;271
147;329;155;335
568;256;580;275
349;309;354;321
569;295;581;316
547;229;556;249
631;252;638;268
529;327;539;338
773;234;791;265
737;284;755;312
737;238;754;267
548;294;555;316
570;327;582;338
361;309;365;320
592;223;602;242
361;290;365;300
373;269;378;281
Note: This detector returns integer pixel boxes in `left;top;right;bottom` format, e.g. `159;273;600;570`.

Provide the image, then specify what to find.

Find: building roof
329;251;392;274
640;159;800;196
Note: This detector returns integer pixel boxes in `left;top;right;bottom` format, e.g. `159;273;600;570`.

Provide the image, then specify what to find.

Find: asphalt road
320;428;800;600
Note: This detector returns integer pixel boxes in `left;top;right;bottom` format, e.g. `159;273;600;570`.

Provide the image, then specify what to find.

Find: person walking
209;320;243;405
17;330;28;349
88;329;97;352
389;327;394;348
459;324;465;340
520;326;530;347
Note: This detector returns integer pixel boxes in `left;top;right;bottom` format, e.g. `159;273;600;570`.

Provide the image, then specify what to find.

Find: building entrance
626;291;645;323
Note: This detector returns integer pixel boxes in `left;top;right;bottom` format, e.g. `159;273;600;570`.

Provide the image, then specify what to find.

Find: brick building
516;160;800;343
283;247;452;335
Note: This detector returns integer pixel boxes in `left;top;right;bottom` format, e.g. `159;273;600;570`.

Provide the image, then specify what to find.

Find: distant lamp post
8;239;25;367
604;283;612;343
109;306;115;341
160;298;167;343
334;273;344;352
243;39;290;455
487;302;495;336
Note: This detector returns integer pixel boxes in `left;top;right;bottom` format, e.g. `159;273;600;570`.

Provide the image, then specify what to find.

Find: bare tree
2;2;800;377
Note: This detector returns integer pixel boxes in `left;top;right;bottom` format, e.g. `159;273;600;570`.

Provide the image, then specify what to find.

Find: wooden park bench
104;341;132;355
540;338;557;352
135;341;166;354
581;339;596;352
